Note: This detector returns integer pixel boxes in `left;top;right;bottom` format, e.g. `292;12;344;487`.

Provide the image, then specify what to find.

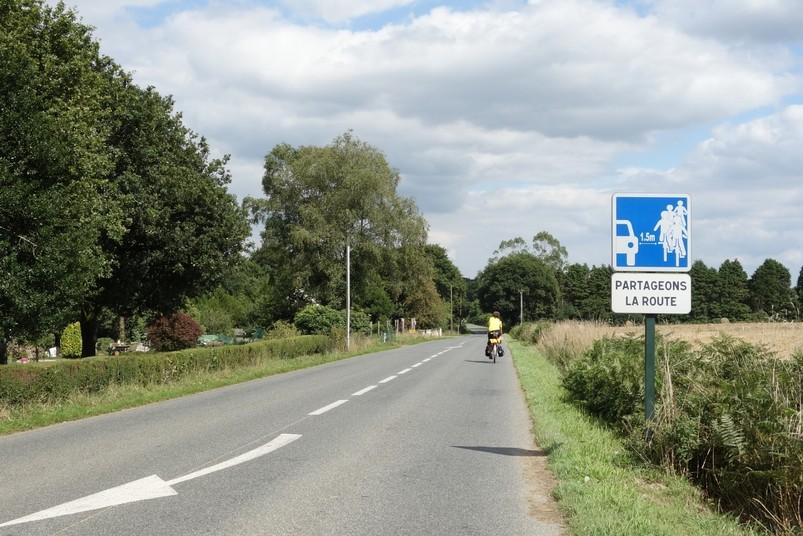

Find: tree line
471;232;803;326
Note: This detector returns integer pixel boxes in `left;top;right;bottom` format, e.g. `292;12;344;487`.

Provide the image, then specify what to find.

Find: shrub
265;320;299;339
294;305;343;335
563;336;646;424
60;322;82;359
347;309;371;335
147;312;202;352
96;337;114;356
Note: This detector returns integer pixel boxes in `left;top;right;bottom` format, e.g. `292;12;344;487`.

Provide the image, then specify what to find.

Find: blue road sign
612;193;691;272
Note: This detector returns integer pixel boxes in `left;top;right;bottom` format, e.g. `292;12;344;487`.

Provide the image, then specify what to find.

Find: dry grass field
536;320;803;361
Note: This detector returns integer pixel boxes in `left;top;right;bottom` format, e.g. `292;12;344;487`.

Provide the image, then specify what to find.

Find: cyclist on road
486;311;503;358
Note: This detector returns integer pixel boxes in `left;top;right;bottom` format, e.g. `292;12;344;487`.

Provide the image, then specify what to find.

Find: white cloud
279;0;414;22
650;0;803;44
44;0;803;277
60;0;166;23
612;105;803;275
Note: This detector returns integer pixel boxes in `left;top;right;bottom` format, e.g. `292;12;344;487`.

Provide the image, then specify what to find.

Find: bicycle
486;331;502;363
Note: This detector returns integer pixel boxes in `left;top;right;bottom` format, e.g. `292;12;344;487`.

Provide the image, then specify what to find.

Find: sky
52;0;803;279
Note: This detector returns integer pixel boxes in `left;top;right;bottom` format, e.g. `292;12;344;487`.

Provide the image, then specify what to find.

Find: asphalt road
0;336;563;535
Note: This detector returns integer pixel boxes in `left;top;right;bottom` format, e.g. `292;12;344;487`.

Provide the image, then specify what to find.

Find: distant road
0;337;562;535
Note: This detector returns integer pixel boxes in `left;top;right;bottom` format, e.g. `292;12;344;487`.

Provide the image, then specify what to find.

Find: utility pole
520;289;524;325
450;285;453;334
346;241;351;351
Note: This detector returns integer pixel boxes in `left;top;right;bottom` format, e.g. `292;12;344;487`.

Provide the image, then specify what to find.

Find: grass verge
0;335;442;436
510;339;763;536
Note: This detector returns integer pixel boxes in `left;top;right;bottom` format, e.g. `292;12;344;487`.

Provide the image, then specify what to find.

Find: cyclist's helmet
493;311;500;318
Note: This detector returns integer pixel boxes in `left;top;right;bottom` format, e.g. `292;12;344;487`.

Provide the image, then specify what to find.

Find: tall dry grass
533;321;803;366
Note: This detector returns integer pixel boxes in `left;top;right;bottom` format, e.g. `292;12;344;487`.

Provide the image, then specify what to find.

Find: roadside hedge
0;335;333;406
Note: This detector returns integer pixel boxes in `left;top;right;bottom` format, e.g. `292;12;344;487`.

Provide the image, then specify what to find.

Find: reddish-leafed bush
147;312;202;352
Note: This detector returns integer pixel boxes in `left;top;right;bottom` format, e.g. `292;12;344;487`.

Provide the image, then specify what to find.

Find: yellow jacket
488;316;503;332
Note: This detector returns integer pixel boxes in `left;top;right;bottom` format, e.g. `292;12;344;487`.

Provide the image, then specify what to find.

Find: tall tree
78;81;249;356
476;252;560;324
532;231;568;273
583;265;613;321
0;0;126;362
489;237;529;263
424;244;466;325
560;263;591;319
716;259;751;321
797;266;803;318
749;259;795;320
689;260;719;322
248;132;438;324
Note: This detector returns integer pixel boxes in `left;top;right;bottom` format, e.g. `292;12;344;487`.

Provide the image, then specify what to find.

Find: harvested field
536;321;803;363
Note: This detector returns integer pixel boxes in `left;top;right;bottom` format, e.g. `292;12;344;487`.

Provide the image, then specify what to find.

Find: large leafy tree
249;132;440;324
716;259;751;321
79;84;249;355
0;0;125;362
475;252;560;324
749;259;796;320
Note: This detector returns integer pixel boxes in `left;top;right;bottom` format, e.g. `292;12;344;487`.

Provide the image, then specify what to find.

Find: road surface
0;336;562;535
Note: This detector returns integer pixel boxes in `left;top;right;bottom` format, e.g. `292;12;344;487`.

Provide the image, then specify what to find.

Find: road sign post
611;193;691;440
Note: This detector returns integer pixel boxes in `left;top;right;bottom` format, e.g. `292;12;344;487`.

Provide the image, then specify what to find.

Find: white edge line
307;399;348;416
352;385;377;396
422;358;431;362
398;368;412;374
411;363;422;368
379;375;397;383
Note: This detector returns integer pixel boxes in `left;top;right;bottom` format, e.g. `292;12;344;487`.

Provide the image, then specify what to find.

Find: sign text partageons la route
611;193;691;272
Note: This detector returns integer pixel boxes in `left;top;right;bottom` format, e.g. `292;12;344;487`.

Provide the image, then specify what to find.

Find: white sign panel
611;273;691;314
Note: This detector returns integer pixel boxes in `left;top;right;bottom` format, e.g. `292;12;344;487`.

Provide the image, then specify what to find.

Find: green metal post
645;314;656;427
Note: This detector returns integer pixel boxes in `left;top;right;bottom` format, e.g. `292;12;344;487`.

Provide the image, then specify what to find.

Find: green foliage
717;259;751;321
749;258;796;320
532;231;568;273
559;333;803;533
508;321;549;344
247;132;439;325
294;305;344;335
265;320;299;339
511;340;759;536
147;313;202;352
0;335;333;406
96;337;114;355
563;336;645;423
476;252;560;324
0;0;125;344
60;322;82;359
689;260;719;322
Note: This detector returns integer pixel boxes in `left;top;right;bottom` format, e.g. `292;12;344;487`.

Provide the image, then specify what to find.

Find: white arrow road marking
167;433;301;484
352;385;377;396
0;433;301;529
307;400;348;416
